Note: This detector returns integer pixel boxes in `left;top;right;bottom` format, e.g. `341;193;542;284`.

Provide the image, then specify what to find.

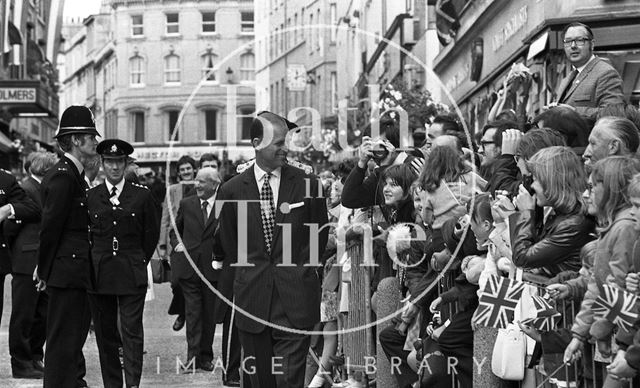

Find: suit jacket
38;156;92;289
5;177;42;275
87;181;160;294
0;170;39;275
216;164;329;333
159;181;195;251
170;194;219;283
556;57;624;120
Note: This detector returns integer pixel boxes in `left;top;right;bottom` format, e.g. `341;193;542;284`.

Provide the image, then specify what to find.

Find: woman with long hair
510;146;595;278
563;156;640;387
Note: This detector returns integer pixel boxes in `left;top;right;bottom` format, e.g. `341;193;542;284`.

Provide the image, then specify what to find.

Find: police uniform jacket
88;180;160;295
1;170;39;275
38;156;91;288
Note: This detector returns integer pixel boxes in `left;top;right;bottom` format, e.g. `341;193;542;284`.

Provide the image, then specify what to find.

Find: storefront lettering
445;62;471;93
492;5;528;52
0;88;37;103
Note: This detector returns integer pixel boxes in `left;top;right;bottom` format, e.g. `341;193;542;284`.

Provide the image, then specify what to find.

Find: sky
63;0;102;19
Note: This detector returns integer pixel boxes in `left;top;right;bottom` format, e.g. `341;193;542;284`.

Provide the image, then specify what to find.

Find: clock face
287;65;307;91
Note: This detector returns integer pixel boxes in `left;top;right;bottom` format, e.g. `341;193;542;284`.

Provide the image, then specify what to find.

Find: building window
309;13;313;53
330;4;337;42
201;51;217;82
316;9;321;50
294;13;298;44
164;54;180;84
105;109;118;139
131;15;143;36
204;109;217;140
241;12;254;33
167;110;180;141
331;71;337;109
130;111;145;142
166;13;179;34
240;52;255;81
238;106;255;140
129;55;144;86
202;12;215;33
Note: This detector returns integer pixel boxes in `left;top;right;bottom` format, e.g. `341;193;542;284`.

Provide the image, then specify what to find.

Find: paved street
0;276;226;387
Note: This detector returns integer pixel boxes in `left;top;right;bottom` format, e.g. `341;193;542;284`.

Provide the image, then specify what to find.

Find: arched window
239;52;255;81
129;55;144;85
164;54;181;84
201;51;217;82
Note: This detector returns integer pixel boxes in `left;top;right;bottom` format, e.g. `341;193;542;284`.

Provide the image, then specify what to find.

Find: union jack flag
593;284;639;332
521;295;561;331
472;275;525;329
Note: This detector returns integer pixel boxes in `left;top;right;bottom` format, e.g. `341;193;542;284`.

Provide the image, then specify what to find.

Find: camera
522;174;535;196
371;141;390;161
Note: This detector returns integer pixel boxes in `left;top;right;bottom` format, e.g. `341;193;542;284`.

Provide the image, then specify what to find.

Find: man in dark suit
0;168;39;329
215;111;329;387
555;22;624;121
87;139;160;388
6;152;57;378
36;105;100;388
170;167;221;371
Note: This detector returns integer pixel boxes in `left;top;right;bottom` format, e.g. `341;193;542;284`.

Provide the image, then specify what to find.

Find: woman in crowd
510;146;595;280
563;156;640;387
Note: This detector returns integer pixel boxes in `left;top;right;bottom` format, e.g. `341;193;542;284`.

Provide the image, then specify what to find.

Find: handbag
491;323;526;380
150;258;171;284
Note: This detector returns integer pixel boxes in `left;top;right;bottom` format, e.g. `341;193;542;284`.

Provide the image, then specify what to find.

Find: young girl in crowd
563;156;640;387
418;145;486;251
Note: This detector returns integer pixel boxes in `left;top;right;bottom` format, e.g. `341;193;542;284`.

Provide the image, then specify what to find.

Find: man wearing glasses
554;22;623;121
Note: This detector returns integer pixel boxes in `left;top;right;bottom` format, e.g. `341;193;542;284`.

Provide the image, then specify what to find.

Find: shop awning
527;31;548;60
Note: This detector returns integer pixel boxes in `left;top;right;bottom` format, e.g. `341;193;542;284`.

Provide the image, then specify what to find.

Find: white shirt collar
64;152;84;175
253;163;281;183
105;179;125;198
575;55;596;73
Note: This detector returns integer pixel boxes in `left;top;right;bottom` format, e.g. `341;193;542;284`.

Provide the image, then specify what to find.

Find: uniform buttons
72;254;76;258
1;243;5;248
112;207;116;210
113;252;116;256
113;221;117;225
131;213;135;217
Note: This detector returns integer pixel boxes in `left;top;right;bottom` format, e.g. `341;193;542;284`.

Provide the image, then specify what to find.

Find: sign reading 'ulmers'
0;88;37;103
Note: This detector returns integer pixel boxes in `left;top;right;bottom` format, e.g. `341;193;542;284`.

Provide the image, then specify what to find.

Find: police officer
87;139;160;388
37;105;99;388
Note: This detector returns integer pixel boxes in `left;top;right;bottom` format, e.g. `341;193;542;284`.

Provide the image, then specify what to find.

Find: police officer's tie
201;200;208;224
260;173;275;255
110;186;118;198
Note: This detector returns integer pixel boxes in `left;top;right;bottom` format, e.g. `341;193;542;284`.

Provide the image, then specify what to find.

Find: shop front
433;0;640;132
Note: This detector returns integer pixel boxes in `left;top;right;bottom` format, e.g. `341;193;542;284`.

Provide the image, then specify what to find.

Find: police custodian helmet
54;105;101;139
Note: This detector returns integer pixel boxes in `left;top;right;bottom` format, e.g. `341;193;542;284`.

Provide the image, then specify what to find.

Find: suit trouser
89;292;146;388
179;274;217;364
168;282;185;316
44;286;91;388
9;273;48;370
238;287;311;388
221;305;241;380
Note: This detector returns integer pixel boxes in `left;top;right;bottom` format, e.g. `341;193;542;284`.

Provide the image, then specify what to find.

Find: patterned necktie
110;186;117;198
202;200;209;224
260;173;276;255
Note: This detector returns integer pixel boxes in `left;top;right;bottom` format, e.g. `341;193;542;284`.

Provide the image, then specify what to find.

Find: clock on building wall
287;64;307;91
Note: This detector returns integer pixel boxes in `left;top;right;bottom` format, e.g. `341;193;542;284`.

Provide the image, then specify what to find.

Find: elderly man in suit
215;111;329;387
554;22;624;121
37;105;100;388
171;167;222;371
6;152;57;379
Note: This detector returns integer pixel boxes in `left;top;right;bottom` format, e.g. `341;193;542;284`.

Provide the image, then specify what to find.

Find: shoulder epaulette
132;182;148;189
0;168;10;174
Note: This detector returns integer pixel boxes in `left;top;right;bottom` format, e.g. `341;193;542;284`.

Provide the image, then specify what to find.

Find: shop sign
492;5;528;52
132;145;253;163
0;87;37;103
445;61;471;93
